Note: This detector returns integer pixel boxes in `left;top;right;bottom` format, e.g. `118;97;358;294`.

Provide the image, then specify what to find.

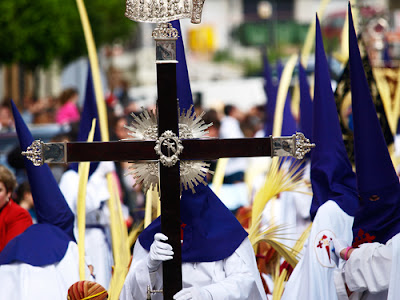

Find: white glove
147;233;174;272
173;287;211;300
332;238;349;258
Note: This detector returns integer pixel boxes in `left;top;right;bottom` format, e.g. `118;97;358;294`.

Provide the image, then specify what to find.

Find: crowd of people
0;78;273;223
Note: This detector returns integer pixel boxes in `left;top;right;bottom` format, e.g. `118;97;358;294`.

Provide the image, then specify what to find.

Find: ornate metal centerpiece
125;0;206;24
271;132;315;159
125;106;213;193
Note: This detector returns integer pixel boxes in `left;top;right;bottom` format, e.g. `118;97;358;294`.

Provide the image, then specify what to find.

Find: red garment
0;199;33;252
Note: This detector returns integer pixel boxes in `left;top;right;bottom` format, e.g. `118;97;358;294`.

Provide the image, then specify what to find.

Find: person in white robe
218;104;249;212
0;239;92;300
59;161;115;289
332;6;400;300
281;16;360;300
0;101;92;300
58;61;118;289
120;183;267;300
120;233;266;300
333;234;400;300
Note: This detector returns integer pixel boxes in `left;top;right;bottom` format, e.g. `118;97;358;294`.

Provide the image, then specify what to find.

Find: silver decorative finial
271;132;315;159
294;132;315;159
21;140;66;166
21;140;44;166
152;22;179;63
152;22;179;40
125;0;205;24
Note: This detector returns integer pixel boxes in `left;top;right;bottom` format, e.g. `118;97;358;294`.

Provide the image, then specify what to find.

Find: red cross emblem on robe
314;230;336;268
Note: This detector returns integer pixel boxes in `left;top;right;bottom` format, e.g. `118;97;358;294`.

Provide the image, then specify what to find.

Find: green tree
0;0;136;70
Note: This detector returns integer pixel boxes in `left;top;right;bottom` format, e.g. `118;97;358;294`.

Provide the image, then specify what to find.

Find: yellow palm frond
128;220;144;249
251;157;306;228
249;216;299;268
77;119;97;280
107;173;130;300
211;158;229;197
272;269;288;300
144;189;159;228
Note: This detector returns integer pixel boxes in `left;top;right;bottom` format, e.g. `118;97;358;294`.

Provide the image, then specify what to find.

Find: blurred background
1;0;400;164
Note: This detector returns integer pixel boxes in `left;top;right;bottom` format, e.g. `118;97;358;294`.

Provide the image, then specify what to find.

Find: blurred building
2;0;400;106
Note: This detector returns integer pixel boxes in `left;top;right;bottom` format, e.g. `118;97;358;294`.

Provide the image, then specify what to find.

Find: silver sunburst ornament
125;105;214;193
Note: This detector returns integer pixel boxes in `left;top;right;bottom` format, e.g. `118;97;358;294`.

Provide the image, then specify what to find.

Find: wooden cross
22;24;314;300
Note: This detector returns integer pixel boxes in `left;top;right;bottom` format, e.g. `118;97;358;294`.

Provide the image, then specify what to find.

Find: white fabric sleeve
120;240;163;300
388;233;400;300
202;238;267;300
342;241;392;294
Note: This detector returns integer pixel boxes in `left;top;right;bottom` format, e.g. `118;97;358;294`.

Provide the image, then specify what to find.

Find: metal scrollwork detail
152;22;178;62
294;132;315;159
146;286;163;300
152;22;179;40
271;132;315;159
154;130;184;167
21;140;44;166
191;0;205;24
125;0;205;24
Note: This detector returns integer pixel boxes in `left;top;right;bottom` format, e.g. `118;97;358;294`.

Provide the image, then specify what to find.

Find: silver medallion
154;130;183;167
125;105;213;193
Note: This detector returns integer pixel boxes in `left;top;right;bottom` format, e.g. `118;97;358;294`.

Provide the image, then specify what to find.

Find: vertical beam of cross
156;63;183;299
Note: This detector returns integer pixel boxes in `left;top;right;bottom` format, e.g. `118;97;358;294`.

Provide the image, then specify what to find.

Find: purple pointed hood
1;101;75;266
263;52;278;136
298;59;313;141
348;3;400;245
310;15;359;221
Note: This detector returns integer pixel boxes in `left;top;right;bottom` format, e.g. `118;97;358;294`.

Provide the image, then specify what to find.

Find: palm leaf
272;269;288;300
128;220;144;249
251;157;306;228
249;216;299;268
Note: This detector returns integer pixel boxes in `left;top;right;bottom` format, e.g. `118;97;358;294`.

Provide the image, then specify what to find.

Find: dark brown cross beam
22;34;313;300
34;134;306;163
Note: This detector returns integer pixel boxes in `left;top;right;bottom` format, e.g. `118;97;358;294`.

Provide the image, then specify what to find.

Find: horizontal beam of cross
62;138;273;162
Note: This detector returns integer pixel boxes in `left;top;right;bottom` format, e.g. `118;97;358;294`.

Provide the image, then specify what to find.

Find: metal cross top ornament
22;1;315;299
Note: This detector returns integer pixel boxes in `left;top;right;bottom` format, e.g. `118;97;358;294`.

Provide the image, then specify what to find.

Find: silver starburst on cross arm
179;106;212;139
125;108;158;140
124;106;213;193
126;161;159;192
